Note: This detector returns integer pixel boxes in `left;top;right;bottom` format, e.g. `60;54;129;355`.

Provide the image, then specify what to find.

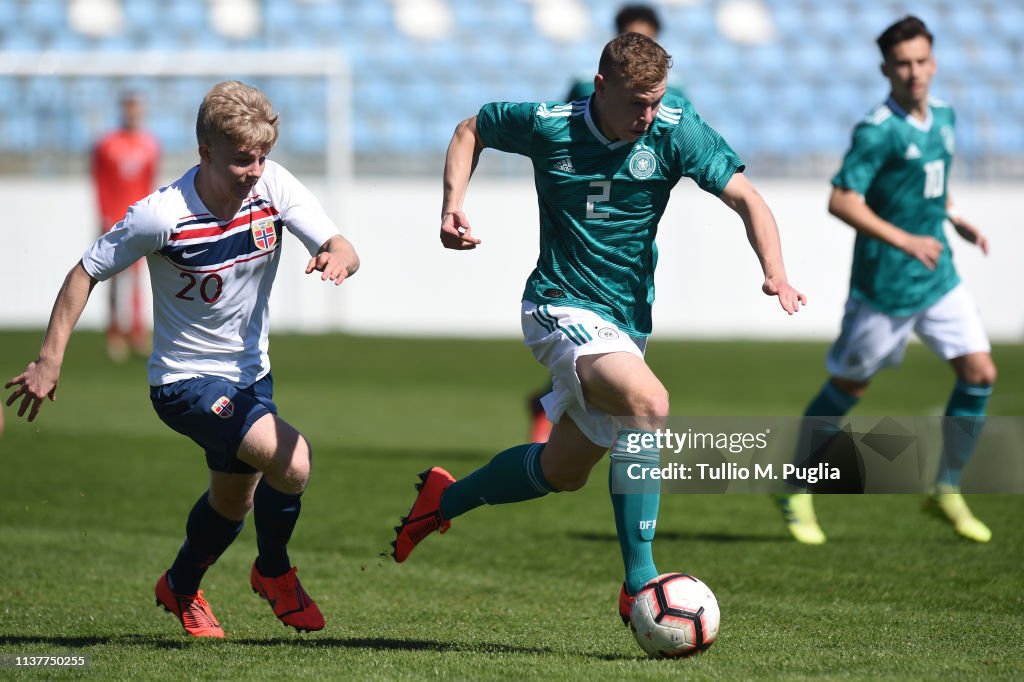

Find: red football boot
154;572;224;638
391;467;455;563
250;563;325;632
619;583;635;626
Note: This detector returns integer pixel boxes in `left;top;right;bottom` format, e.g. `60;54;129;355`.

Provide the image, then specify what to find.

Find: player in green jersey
392;32;805;625
776;16;996;545
529;4;685;443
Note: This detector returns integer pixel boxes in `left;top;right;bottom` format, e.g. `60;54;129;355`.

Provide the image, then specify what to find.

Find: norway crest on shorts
251;218;278;252
211;396;234;419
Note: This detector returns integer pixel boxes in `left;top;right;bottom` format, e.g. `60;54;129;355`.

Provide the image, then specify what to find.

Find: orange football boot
154;571;224;638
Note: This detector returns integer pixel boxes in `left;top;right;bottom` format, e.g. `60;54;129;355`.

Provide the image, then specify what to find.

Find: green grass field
1;331;1022;680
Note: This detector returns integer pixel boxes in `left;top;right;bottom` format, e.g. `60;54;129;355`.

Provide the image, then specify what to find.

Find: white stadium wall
2;177;1021;342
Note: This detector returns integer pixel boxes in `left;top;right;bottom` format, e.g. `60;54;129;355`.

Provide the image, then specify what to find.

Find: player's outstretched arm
946;200;989;256
5;261;98;421
718;173;806;315
440;116;485;251
305;234;360;285
829;186;944;269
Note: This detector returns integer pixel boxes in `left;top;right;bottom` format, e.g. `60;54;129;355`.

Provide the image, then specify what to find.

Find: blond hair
195;80;279;151
598;32;672;89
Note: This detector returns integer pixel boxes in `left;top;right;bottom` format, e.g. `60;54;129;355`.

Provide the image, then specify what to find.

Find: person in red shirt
92;91;160;361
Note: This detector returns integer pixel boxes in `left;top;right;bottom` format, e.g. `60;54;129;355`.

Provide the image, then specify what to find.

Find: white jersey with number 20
82;160;338;387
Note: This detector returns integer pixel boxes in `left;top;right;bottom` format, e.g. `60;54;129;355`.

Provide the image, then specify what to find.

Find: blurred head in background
877;15;936;111
615;4;661;39
119;91;145;132
593;32;671;142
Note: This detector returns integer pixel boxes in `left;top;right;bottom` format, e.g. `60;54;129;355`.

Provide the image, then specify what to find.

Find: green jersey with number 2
476;95;742;336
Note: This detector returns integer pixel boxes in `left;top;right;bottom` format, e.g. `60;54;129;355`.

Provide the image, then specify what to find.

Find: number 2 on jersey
587;180;611;219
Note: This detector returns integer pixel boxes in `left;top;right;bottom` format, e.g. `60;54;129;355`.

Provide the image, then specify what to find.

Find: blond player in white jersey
5;81;359;638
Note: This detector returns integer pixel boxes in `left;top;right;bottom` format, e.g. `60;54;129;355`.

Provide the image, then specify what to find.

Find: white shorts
826;284;990;382
522;301;647;448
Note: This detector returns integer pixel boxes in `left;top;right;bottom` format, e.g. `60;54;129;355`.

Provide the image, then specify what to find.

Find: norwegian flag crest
211;396;234;419
252;218;278;252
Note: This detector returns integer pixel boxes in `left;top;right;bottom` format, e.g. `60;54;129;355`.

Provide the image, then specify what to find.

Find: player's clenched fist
440;211;481;250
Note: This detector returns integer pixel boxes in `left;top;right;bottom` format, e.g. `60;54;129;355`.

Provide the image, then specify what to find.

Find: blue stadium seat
675;2;717;41
425;113;459;150
359;76;394;108
0;78;19;113
992;3;1024;39
485;2;534;33
264;0;301;33
89;32;136;52
414;41;464;74
286;111;324;154
380;116;422;154
742;44;790;83
0;30;43;51
809;96;852;151
975;42;1016;75
994;118;1024;154
0;1;17;27
26;77;65;111
50;29;88;51
448;0;488;31
786;38;832;78
462;34;517;73
165;1;208;32
21;0;66;31
0;0;1016;175
793;2;837;43
4;114;40;152
943;3;989;40
690;40;744;83
123;0;157;32
958;84;1001;120
768;2;804;41
1006;85;1024;120
281;0;349;38
349;2;392;31
849;4;894;40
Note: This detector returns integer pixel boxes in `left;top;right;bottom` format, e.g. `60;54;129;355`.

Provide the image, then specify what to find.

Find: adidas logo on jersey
553;157;575;174
904;143;922;159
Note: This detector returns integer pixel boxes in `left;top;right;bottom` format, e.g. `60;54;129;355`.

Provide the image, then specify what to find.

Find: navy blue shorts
150;373;277;474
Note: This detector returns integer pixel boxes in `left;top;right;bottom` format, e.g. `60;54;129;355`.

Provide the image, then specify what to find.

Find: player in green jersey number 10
776;16;997;545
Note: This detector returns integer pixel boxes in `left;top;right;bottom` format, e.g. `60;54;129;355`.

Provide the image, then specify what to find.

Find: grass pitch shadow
1;634;576;659
1;633;191;650
234;636;642;661
232;635;557;656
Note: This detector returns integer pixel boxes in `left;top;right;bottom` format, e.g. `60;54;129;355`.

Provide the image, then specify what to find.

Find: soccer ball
629;573;720;658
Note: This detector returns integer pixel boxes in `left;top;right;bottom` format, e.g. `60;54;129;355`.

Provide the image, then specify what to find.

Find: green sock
937;380;992;489
788;381;860;489
609;429;660;595
440;443;553;520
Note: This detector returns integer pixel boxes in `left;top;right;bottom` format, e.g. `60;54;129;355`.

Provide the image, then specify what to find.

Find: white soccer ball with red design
629;573;720;658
